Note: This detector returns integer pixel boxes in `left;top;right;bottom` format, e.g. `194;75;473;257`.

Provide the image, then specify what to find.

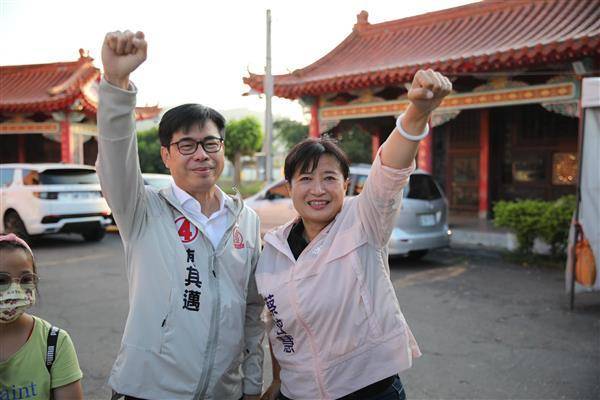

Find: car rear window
0;168;14;187
30;169;100;185
405;174;442;200
348;174;368;196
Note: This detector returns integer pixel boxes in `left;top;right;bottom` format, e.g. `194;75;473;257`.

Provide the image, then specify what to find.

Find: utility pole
264;9;274;182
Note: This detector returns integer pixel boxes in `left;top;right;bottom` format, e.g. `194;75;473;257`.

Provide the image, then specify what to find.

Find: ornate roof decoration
244;0;600;99
1;51;161;121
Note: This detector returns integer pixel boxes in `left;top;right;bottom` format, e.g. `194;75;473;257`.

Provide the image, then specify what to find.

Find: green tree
225;117;263;187
338;125;372;164
137;127;168;173
274;118;308;151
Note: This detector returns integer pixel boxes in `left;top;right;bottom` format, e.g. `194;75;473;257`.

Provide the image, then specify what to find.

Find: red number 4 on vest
175;217;199;243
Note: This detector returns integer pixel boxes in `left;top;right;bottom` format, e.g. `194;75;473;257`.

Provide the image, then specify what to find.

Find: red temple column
60;119;73;163
478;109;490;219
371;131;380;161
309;97;320;138
417;126;433;173
17;134;26;162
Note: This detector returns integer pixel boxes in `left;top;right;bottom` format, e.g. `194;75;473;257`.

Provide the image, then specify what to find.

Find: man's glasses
0;272;38;292
169;136;223;155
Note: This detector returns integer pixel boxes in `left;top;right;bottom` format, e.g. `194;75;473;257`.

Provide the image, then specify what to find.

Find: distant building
244;0;599;218
0;50;160;165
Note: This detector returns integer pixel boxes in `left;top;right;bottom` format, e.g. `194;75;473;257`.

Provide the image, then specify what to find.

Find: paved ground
29;233;600;400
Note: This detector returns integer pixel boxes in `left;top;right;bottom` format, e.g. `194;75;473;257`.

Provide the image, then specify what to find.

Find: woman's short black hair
0;240;36;274
158;103;226;147
284;137;350;184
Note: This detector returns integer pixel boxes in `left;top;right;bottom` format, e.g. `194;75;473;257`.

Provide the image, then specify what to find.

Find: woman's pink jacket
256;154;422;400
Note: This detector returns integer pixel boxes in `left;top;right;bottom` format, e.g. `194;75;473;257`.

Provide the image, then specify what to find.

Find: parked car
104;174;173;228
0;163;112;242
245;179;297;234
245;164;451;259
142;173;173;190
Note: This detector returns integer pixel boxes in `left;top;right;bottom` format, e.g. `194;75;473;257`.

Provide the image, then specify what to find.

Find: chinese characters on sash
265;294;295;353
183;248;202;312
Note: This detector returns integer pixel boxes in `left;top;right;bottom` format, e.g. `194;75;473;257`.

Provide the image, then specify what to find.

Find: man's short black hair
158;104;226;147
284;137;350;184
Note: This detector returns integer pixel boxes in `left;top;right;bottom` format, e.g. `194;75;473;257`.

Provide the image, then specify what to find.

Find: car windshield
145;177;172;189
404;174;442;200
266;182;289;199
38;169;99;185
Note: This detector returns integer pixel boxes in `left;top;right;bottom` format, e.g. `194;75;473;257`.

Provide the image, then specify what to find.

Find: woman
0;234;84;399
257;69;452;400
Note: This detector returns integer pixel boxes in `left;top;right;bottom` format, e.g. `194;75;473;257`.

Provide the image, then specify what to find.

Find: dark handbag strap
46;325;60;374
573;221;583;242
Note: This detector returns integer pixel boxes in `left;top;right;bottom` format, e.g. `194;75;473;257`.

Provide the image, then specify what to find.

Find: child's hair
0;234;36;274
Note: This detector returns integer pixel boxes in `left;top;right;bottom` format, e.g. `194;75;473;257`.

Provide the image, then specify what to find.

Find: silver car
245;164;451;259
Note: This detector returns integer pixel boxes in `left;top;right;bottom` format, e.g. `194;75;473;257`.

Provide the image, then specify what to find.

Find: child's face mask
0;282;36;323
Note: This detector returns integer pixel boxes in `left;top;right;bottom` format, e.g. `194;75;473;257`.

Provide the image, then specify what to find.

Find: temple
0;50;160;165
244;0;600;218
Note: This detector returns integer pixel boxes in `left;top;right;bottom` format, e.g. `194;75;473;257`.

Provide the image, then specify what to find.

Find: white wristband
395;113;430;141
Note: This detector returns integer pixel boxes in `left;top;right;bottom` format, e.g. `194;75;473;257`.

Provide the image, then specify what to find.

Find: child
0;234;83;400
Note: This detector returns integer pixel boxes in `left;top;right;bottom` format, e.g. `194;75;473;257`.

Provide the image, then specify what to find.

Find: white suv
0;163;112;242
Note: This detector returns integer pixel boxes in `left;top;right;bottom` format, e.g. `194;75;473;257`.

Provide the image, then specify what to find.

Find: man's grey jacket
97;79;264;400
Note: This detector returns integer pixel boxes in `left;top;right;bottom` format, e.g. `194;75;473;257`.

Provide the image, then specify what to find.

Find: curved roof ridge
0;57;92;74
47;60;98;96
359;0;532;35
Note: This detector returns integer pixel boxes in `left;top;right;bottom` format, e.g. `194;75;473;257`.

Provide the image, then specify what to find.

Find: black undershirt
287;220;309;260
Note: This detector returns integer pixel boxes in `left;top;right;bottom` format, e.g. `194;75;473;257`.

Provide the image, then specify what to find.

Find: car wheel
4;210;30;242
407;249;428;260
82;226;106;242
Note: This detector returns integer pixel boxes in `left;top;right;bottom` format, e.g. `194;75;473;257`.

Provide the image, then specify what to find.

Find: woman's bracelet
395;113;430;141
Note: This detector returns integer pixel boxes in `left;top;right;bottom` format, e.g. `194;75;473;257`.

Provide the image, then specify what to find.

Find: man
97;30;263;400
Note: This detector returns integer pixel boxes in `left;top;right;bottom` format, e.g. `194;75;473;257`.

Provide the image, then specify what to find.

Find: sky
0;0;478;122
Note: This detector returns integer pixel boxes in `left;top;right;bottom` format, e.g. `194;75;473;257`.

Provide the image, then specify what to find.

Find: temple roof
1;51;161;120
244;0;600;99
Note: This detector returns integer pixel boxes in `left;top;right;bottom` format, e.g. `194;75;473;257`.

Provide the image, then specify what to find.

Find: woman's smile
306;200;330;210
